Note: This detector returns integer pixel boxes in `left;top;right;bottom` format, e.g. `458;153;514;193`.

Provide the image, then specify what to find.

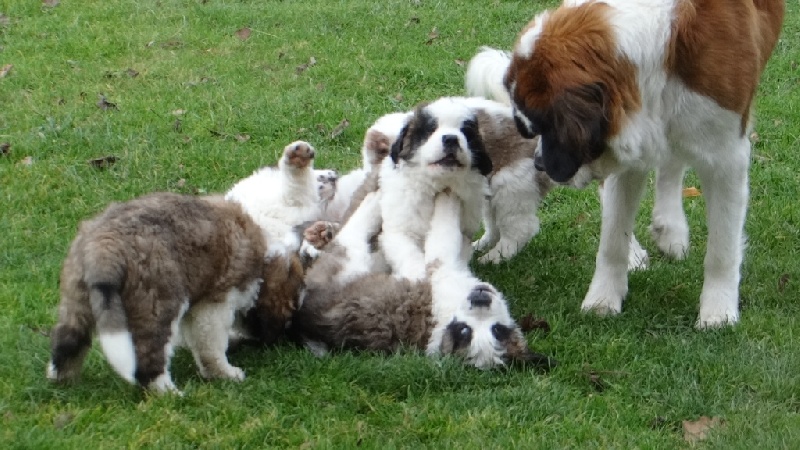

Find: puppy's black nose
468;285;493;308
533;152;545;172
442;134;459;147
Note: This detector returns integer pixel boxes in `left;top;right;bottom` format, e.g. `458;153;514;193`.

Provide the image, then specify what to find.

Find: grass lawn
1;0;799;448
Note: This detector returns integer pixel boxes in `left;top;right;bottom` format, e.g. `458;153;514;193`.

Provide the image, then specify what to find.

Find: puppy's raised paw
283;140;316;169
304;221;339;249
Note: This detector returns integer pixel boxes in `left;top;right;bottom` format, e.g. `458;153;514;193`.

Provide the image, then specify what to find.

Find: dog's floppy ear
503;329;557;371
389;122;410;164
471;145;493;176
541;82;609;182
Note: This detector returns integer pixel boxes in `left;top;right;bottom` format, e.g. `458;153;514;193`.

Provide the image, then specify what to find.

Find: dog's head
504;4;639;185
432;278;554;370
390;98;493;177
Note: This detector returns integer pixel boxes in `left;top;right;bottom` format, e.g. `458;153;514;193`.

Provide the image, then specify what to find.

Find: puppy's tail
465;46;512;106
84;245;137;384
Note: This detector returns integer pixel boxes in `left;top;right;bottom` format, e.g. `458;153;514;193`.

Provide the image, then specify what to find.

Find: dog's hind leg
47;269;94;383
693;136;750;329
337;192;384;280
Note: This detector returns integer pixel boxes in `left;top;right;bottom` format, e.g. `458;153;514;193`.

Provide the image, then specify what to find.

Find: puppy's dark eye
460;120;479;140
491;323;513;342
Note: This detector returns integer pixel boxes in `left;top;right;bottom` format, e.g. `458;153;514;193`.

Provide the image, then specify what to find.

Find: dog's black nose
442;134;459;147
468;285;493;308
533;151;545;172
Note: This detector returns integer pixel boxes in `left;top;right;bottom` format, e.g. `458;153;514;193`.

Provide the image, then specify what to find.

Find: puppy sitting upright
379;98;493;280
47;193;304;394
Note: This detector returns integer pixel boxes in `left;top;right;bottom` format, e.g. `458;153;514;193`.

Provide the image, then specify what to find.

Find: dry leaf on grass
518;313;551;335
682;187;701;198
0;63;12;78
296;56;317;74
173;119;182;132
53;412;73;430
42;0;60;7
749;131;760;144
172;109;186;116
235;133;250;142
19;156;33;166
88;155;118;169
778;273;789;293
125;68;139;78
0;13;10;28
425;27;439;45
682;416;724;444
329;119;350;139
0;142;9;156
96;94;117;110
454;59;465;66
235;27;252;41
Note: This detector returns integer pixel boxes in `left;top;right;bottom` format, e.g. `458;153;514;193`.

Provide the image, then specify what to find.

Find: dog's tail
48;239;134;384
464;46;513;106
82;245;137;384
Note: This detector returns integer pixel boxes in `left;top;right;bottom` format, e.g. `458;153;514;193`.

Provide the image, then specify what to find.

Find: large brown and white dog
379;98;494;280
503;0;784;327
47;193;304;394
292;191;554;369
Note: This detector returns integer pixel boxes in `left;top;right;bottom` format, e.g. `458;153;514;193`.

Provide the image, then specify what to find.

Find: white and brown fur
378;98;493;281
466;48;649;269
47;193;304;394
292;191;554;369
504;0;784;327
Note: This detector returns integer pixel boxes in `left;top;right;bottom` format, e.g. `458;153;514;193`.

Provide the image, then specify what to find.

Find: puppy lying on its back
47;192;304;394
292;191;554;369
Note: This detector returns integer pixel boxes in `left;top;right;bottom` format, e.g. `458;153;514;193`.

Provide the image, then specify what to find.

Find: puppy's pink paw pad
304;221;338;249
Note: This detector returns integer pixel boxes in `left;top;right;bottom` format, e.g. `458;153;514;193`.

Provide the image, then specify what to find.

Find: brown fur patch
507;2;641;141
474;109;538;173
667;0;785;133
245;252;306;345
363;129;393;167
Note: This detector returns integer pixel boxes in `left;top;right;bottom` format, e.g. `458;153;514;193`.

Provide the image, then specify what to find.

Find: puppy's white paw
221;366;246;382
649;217;689;260
477;240;520;264
472;234;496;253
696;290;739;329
627;237;649;271
580;275;627;316
148;373;183;396
283;140;316;169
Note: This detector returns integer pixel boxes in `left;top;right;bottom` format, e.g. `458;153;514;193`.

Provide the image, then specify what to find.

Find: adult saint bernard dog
504;0;784;328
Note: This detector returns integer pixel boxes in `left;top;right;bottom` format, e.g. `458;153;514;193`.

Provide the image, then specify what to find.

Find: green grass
1;0;799;448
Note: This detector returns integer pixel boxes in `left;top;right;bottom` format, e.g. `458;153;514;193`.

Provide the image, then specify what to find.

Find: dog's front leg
582;169;648;316
650;157;690;259
381;230;427;281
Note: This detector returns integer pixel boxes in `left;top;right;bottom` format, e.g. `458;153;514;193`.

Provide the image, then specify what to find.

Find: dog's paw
649;217;689;260
316;169;338;202
147;373;183;396
283;140;315;169
580;274;627;316
221;365;246;382
477;240;520;264
627;236;649;271
304;221;338;249
696;289;739;329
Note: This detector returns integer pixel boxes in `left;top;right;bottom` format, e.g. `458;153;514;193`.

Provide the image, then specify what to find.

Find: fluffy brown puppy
47;192;304;394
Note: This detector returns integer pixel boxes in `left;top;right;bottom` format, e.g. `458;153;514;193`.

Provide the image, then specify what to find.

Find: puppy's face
390;100;493;177
437;282;553;370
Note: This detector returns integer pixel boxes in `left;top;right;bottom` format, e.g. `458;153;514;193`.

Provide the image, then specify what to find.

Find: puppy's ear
389;123;410;164
503;329;557;371
463;118;493;176
472;147;493;176
542;82;609;182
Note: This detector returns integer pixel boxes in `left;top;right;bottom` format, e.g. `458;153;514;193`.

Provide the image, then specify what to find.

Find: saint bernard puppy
503;0;784;327
47;193;304;394
379;98;493;280
292;191;555;370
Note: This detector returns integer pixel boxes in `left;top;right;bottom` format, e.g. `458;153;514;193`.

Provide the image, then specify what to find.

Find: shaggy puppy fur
47;193;304;394
225;140;324;257
466;46;650;270
503;0;784;327
292;191;554;369
379;98;493;280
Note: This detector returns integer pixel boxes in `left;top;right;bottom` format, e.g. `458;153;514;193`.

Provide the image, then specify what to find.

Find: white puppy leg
650;158;690;259
337;193;383;281
582;170;648;315
425;192;466;269
181;301;245;381
694;138;749;328
473;197;499;253
598;183;649;271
